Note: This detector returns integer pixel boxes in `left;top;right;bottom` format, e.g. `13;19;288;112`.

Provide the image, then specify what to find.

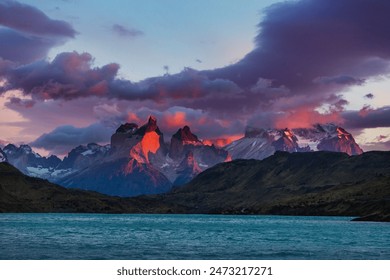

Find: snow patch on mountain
0;149;6;163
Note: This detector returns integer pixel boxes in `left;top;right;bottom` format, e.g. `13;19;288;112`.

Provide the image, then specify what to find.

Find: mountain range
0;116;364;196
1;151;389;222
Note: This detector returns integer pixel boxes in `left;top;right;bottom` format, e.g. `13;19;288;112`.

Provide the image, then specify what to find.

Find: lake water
0;214;389;260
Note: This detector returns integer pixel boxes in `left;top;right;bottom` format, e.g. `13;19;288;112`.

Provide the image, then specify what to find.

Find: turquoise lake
0;214;389;259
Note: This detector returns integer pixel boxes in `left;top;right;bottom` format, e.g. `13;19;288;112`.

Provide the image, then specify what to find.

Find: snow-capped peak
226;123;363;160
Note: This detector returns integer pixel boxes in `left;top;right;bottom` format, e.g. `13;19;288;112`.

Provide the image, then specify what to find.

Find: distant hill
161;151;390;221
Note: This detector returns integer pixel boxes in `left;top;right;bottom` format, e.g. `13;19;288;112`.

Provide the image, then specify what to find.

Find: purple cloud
361;139;390;151
313;75;365;86
207;0;390;88
0;0;76;37
342;106;390;129
0;28;60;64
0;1;76;64
4;0;390;119
3;0;390;151
112;24;143;38
3;52;119;99
31;122;114;155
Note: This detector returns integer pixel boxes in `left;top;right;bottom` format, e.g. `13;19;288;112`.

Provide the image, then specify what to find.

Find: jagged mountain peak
172;125;202;144
244;126;268;138
116;123;138;133
3;143;41;158
282;128;294;138
3;143;17;152
111;116;165;154
135;115;162;136
146;115;158;131
169;125;203;159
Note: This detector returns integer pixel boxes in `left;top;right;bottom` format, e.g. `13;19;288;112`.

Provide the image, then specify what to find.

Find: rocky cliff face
155;125;229;184
57;116;170;196
173;151;203;186
169;125;203;159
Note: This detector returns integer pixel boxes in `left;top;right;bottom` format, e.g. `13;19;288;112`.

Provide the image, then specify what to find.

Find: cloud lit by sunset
1;0;390;155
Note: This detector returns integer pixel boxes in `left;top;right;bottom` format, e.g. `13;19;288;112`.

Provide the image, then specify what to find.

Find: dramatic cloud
3;0;390;153
112;24;143;38
208;0;390;87
358;105;373;117
0;0;76;37
3;52;119;100
5;0;390;128
2;57;244;118
0;28;61;64
342;106;390;129
0;1;76;64
203;0;390;127
31;122;114;155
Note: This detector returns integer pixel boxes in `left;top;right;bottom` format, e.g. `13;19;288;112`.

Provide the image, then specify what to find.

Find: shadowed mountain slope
159;151;390;221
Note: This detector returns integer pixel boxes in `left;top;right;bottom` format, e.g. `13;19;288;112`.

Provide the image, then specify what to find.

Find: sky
1;0;390;155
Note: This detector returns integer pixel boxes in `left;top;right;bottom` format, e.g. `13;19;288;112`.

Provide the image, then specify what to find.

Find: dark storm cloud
342;106;390;129
207;0;390;90
0;0;76;37
30;122;114;155
112;24;144;38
